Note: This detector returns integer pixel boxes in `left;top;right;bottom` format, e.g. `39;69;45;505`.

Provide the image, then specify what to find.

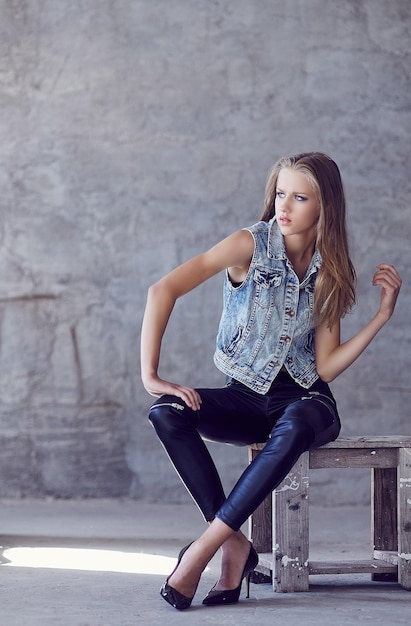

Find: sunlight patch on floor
1;547;201;575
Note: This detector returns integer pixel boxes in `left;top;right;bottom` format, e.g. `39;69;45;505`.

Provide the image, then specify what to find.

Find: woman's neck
284;235;316;281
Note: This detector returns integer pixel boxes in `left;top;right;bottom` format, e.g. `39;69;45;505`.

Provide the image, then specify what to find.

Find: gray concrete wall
0;0;410;506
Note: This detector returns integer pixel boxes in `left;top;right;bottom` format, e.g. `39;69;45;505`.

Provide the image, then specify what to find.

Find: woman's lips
278;215;291;225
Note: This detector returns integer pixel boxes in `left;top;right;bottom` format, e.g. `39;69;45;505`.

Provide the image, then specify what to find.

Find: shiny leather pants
148;370;340;532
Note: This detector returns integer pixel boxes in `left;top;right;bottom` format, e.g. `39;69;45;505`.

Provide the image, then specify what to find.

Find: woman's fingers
143;376;201;410
373;264;402;289
372;264;402;318
173;385;202;411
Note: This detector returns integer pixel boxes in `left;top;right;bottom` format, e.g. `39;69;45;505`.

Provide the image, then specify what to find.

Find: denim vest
213;218;322;393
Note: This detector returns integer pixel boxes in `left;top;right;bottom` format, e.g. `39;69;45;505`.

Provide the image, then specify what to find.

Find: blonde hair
261;152;356;328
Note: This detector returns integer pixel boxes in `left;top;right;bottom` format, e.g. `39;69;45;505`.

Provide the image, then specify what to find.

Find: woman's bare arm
140;229;254;408
315;264;402;382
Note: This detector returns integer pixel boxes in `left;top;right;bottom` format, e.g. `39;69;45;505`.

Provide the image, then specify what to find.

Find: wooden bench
248;436;411;592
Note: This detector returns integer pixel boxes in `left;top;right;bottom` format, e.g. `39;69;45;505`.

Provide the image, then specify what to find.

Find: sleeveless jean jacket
213;218;322;393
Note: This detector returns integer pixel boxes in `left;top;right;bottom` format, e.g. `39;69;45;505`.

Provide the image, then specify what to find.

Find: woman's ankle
221;530;248;550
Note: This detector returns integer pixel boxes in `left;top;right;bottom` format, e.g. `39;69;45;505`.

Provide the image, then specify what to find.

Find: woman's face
275;168;320;241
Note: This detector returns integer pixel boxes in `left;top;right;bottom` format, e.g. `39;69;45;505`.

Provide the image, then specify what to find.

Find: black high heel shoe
202;541;259;606
160;543;195;610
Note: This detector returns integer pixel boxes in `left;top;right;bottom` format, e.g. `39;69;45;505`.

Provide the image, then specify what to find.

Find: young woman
140;152;401;610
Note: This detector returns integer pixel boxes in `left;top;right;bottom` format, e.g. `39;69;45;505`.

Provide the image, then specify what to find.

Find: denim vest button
287;310;295;317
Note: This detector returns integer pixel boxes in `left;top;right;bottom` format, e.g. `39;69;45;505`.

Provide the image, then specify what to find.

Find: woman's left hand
372;264;402;320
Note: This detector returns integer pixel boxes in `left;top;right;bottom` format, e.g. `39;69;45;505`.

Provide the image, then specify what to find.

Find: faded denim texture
214;218;322;392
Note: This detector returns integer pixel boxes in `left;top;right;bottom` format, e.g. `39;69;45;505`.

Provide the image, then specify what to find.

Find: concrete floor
1;499;410;625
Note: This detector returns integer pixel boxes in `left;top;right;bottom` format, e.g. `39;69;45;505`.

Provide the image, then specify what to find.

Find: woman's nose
280;196;290;212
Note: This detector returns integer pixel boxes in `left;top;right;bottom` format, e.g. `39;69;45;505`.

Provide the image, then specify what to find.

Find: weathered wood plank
272;452;309;592
309;448;397;469
250;436;411;452
372;467;398;581
398;447;411;590
373;550;399;565
319;436;411;449
253;552;273;578
256;555;398;576
309;560;397;575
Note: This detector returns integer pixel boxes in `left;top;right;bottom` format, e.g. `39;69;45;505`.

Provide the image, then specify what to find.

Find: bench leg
273;452;309;592
398;447;411;590
372;467;398;582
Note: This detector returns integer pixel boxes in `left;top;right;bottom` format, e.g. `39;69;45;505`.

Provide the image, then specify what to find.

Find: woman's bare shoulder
208;228;255;269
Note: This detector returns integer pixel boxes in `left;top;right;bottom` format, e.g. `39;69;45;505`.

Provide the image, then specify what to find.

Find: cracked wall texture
0;0;410;505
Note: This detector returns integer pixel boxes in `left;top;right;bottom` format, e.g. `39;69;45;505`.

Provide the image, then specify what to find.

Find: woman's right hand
143;374;202;411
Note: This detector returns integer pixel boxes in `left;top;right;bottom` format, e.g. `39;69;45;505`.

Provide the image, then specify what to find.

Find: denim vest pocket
253;268;283;288
253;268;284;310
223;324;244;356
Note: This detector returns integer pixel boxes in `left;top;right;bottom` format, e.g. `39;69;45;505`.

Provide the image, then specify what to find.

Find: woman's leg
148;384;270;522
215;411;314;530
168;393;340;599
149;396;226;520
155;378;341;602
168;517;241;600
215;392;340;531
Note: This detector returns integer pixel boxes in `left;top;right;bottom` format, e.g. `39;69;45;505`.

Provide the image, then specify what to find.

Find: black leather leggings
148;370;340;531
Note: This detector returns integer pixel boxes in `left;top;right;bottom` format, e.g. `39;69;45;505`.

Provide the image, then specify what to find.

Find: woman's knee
269;415;315;452
287;397;340;449
148;396;192;437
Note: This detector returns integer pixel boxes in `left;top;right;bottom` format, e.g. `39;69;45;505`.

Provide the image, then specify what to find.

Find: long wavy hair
261;152;356;328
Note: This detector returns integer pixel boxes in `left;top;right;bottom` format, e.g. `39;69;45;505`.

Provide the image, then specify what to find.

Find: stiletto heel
202;541;258;606
160;543;195;610
245;572;251;599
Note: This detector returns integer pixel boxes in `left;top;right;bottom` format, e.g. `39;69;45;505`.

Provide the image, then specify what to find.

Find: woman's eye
295;195;307;201
276;191;285;198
